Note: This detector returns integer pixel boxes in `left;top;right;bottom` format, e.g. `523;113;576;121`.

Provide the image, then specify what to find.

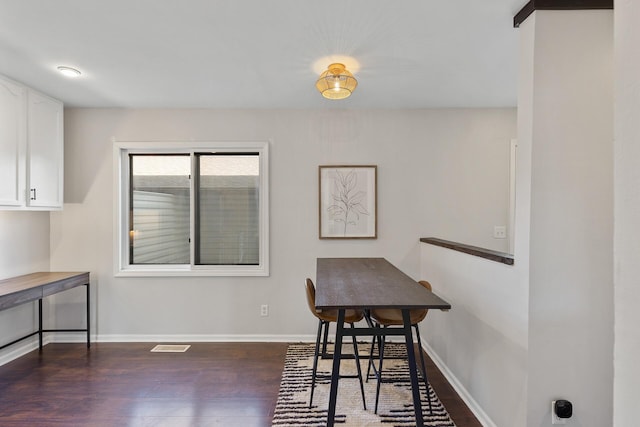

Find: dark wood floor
0;342;481;426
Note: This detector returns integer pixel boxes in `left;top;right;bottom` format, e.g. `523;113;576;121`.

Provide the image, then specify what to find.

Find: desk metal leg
86;283;91;348
403;309;424;427
327;308;345;427
38;299;43;351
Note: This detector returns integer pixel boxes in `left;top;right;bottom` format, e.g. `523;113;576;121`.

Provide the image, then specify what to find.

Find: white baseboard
422;340;497;427
0;336;48;367
44;332;318;343
43;332;415;344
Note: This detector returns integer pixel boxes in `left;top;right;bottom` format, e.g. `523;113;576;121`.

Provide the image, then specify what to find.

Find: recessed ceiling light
57;66;81;77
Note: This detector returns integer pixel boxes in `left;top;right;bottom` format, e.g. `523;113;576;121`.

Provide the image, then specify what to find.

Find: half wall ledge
420;237;514;266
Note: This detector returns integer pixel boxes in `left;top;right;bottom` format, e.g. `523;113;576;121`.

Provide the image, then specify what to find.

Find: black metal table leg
38;299;43;351
327;308;345;427
403;308;424;427
86;282;90;348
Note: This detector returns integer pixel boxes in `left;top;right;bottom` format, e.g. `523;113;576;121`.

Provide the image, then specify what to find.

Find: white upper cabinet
26;90;63;209
0;75;26;206
0;74;63;210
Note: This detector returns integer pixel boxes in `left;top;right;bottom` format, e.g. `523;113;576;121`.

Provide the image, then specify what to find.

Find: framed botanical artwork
319;165;377;239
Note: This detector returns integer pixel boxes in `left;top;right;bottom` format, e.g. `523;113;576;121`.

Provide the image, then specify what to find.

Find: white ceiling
0;0;525;109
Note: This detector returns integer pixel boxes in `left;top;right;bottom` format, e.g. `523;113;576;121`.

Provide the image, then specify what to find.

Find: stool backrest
305;278;317;316
418;280;432;292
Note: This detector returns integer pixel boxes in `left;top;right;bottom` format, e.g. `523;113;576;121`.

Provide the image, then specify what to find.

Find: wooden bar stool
367;280;434;414
305;278;367;409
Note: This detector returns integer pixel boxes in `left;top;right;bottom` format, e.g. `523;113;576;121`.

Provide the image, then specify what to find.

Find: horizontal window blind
131;190;190;264
197;176;259;265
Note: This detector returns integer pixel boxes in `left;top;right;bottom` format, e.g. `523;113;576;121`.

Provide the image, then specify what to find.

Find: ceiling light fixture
315;63;357;100
57;66;82;78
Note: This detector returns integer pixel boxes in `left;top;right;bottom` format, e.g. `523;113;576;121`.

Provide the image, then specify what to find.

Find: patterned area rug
272;343;456;426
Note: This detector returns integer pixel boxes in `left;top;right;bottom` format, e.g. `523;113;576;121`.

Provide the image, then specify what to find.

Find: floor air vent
150;344;191;353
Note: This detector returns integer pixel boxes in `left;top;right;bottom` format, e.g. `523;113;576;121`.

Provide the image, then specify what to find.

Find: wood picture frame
319;165;377;239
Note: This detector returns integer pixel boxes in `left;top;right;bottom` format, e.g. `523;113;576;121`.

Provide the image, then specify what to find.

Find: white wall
420;245;528;427
417;25;535;425
524;11;613;427
46;108;515;341
420;10;614;427
613;0;640;425
0;211;50;363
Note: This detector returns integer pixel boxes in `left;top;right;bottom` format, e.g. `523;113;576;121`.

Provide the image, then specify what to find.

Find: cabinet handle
30;188;36;201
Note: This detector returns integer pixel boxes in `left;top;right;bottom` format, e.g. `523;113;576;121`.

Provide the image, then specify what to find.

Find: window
115;141;269;276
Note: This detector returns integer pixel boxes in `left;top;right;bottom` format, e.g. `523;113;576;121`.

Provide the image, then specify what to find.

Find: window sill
115;266;269;277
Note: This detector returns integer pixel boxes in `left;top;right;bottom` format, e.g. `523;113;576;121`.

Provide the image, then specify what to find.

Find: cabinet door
27;90;63;209
0;76;26;206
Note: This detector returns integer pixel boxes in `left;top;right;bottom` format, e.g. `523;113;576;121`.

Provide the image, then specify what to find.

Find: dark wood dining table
315;257;451;427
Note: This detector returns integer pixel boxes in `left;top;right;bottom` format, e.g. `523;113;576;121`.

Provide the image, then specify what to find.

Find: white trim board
94;334;416;344
422;340;497;427
0;336;46;367
95;334;310;343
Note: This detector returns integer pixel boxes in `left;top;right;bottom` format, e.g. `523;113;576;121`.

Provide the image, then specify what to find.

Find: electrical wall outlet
551;401;567;425
493;225;507;239
260;304;269;317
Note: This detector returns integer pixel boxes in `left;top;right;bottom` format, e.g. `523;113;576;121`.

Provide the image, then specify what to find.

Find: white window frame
113;140;269;277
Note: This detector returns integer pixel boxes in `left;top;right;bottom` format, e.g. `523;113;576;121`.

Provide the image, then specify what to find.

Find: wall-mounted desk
0;272;90;351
